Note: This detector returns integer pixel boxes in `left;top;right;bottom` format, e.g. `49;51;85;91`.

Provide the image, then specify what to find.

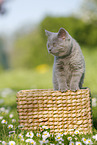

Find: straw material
16;88;92;134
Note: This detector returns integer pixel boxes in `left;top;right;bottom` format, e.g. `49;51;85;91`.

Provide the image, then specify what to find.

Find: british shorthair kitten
45;28;85;92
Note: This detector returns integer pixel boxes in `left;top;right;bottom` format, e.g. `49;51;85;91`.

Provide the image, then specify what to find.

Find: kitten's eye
53;43;56;47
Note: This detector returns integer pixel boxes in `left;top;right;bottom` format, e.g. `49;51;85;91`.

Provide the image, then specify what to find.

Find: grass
82;47;97;95
0;67;53;91
0;47;97;144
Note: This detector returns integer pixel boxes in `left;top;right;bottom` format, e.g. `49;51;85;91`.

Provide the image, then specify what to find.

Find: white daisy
42;131;50;139
9;114;13;118
74;130;79;135
25;138;32;143
42;125;48;129
9;141;15;145
26;131;34;138
86;139;93;144
69;141;74;145
30;139;36;145
55;134;63;141
0;116;3;120
18;133;23;139
1;119;7;124
82;137;87;143
92;134;97;140
21;138;24;141
12;119;16;123
8;124;13;129
0;107;5;112
75;141;82;145
40;139;49;145
67;136;72;141
36;133;41;137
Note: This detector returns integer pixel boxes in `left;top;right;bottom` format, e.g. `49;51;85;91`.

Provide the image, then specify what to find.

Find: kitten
45;28;85;92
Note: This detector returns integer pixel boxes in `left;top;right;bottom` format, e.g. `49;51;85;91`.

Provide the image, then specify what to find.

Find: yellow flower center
19;135;22;138
44;133;47;136
71;143;74;145
84;138;86;141
88;140;90;143
11;143;13;145
57;137;60;139
31;142;33;144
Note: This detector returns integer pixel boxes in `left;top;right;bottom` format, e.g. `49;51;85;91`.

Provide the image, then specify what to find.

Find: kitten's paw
60;88;68;93
70;87;79;92
70;89;77;92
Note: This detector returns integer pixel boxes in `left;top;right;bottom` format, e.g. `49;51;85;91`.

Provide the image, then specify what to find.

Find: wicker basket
16;88;92;134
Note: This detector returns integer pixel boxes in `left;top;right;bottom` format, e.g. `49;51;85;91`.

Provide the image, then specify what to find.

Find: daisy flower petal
9;141;15;145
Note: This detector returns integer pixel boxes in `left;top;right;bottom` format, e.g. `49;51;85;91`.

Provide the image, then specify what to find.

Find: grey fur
45;28;85;92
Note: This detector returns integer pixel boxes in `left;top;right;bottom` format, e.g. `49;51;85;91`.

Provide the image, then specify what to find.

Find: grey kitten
45;28;85;92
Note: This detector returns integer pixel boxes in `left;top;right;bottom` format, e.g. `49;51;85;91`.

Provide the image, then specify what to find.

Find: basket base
16;88;92;134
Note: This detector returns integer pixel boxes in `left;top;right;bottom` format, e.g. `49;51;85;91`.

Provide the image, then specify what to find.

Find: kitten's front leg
70;71;83;91
56;70;68;92
53;72;59;91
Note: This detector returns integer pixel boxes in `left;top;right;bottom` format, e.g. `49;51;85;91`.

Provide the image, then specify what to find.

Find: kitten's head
45;28;72;57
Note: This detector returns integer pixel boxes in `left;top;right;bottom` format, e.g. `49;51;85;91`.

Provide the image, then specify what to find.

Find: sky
0;0;83;35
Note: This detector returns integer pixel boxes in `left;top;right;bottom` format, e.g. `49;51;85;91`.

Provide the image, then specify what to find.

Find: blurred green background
0;0;97;130
0;0;97;95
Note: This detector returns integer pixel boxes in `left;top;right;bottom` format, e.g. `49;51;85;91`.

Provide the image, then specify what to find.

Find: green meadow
0;47;97;144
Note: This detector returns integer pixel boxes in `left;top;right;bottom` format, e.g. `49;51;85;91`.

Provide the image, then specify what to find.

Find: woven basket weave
16;88;92;134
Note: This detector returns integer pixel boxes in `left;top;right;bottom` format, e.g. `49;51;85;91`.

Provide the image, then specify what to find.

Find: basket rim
17;87;89;93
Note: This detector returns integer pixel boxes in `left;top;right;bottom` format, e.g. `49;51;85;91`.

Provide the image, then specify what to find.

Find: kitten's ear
45;30;52;37
58;28;67;39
